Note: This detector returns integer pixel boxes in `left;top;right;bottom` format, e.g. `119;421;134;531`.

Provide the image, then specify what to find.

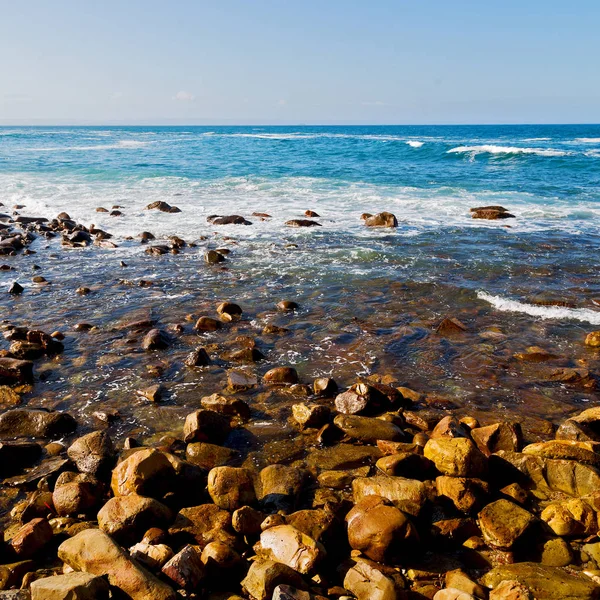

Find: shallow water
1;125;600;449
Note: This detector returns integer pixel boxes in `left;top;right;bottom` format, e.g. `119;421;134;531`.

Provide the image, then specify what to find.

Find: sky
1;0;599;125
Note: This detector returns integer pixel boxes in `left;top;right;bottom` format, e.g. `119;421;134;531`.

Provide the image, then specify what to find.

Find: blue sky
1;0;599;124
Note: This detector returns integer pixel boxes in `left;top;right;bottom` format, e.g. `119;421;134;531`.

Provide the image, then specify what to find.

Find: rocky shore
2;204;600;600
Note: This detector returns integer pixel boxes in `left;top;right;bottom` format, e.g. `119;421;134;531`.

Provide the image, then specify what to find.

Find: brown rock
110;448;173;497
346;495;418;563
10;518;53;558
343;557;406;600
67;431;114;476
333;414;404;442
241;559;306;600
183;409;231;444
232;505;266;535
52;472;102;516
58;528;176;600
585;331;600;348
364;212;398;228
186;442;238;470
471;422;522;456
0;408;76;439
436;476;490;513
30;572;109;600
258;464;305;512
168;504;235;548
292;403;330;429
424;438;487;477
207;466;256;511
263;367;299;385
285;219;321;227
161;545;204;591
352;475;426;516
478;500;536;548
194;316;222;331
540;497;598;537
489;579;532;600
436;317;468;335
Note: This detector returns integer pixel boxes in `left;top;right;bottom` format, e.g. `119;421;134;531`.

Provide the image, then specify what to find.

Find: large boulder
258;465;305;512
540;497;598;537
58;529;176;600
183;409;231;444
241;559;306;600
364;212;398;228
346;495;418;563
481;563;599;600
556;407;600;442
30;572;109;600
52;472;102;516
343;557;406;600
9;518;53;558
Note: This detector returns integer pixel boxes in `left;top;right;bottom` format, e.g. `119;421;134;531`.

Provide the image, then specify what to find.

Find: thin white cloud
173;91;195;102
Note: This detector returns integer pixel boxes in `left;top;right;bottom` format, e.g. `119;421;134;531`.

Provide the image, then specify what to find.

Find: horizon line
1;122;599;127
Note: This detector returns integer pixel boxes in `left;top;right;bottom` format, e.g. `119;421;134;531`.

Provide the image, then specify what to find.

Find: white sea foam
406;141;424;147
575;138;600;143
448;145;568;157
27;140;151;152
478;292;600;324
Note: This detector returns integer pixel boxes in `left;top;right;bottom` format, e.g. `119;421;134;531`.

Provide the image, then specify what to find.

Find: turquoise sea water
2;124;600;309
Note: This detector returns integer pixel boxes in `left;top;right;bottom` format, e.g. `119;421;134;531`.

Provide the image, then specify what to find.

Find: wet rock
3;456;69;488
263;324;290;335
436;476;490;513
58;528;176;600
364;212;398;228
0;409;76;439
186;442;238;470
111;448;173;497
313;377;337;397
98;494;173;544
258;464;305;512
201;393;250;419
168;504;234;548
277;300;299;311
145;201;181;213
430;416;472;439
540;537;573;567
424;438;487;477
217;301;243;320
335;382;385;415
225;346;266;363
0;358;33;384
30;572;109;600
333;414;404;442
292;403;330;429
482;563;597;600
183;409;231;444
306;443;381;470
141;328;170;351
67;431;114;476
207;466;256;510
208;215;252;225
346;495;418;563
376;452;432;479
52;472;102;516
285;219;321;227
263;367;299;385
232;505;266;535
194;316;223;331
241;559;306;600
256;525;325;574
161;544;204;590
8;282;24;295
0;561;36;592
0;385;22;406
445;569;488;599
10;518;53;558
352;475;426;517
185;346;211;367
470;206;515;220
227;369;258;391
343;557;406;600
8;341;45;360
557;407;600;442
136;384;163;402
478;499;536;548
205;249;226;264
436;317;468;335
471;422;522;456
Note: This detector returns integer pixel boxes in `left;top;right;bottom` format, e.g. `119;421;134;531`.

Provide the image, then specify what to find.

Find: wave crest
448;145;568;157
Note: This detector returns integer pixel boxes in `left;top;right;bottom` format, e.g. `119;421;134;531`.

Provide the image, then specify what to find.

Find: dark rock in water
185;346;211;367
334;414;404;442
364;212;398;228
3;456;70;488
263;324;290;335
205;250;226;264
8;341;45;360
63;230;92;247
139;231;155;240
96;207;109;212
224;347;265;363
252;212;272;218
436;317;468;335
142;329;170;351
0;441;42;477
471;206;515;220
201;393;250;420
8;282;24;295
14;216;48;224
313;377;338;397
217;301;243;320
0;358;34;383
304;210;320;217
76;286;90;295
145;201;181;213
183;409;231;444
277;300;299;311
0;409;77;439
145;245;169;256
56;212;71;220
207;215;252;225
285;219;321;228
194;316;222;331
110;210;122;216
263;367;299;385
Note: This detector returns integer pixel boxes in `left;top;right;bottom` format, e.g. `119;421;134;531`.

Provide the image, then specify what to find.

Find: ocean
1;124;600;439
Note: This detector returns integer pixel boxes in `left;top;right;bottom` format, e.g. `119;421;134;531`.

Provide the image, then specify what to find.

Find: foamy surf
406;141;424;147
448;145;568;157
478;292;600;325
